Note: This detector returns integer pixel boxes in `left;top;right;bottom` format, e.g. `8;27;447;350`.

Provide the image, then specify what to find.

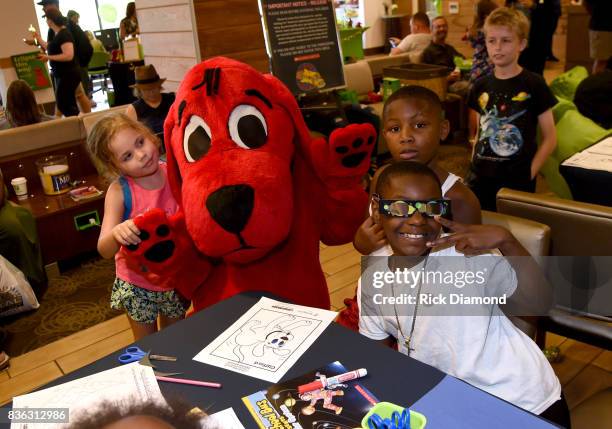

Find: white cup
11;177;28;200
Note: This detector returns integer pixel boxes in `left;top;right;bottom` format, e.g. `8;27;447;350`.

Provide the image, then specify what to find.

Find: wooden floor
1;243;610;427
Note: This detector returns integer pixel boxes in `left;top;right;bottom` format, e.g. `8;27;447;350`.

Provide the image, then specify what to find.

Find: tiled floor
1;243;610;428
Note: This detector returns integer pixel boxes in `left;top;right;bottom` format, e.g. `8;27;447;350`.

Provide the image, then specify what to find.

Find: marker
155;375;221;388
298;368;367;394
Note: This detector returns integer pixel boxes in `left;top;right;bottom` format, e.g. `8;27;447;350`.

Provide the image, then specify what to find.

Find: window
33;0;132;36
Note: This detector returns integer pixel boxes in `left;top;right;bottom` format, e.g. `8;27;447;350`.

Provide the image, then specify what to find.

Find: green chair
87;51;110;94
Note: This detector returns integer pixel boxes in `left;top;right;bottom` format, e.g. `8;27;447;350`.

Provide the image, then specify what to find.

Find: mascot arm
119;208;211;300
303;123;375;245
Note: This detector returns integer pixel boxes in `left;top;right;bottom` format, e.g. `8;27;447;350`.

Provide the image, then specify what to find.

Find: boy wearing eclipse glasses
358;162;570;427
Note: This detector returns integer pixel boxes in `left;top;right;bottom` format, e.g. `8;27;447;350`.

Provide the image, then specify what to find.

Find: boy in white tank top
354;85;481;256
340;87;483;328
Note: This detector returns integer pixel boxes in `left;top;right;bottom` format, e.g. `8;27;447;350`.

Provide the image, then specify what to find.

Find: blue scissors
118;346;176;364
368;409;410;429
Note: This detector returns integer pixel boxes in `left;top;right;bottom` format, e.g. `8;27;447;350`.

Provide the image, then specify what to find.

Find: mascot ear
163;102;183;207
261;74;312;150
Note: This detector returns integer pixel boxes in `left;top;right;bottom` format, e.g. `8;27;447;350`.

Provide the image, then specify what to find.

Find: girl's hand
354;216;387;254
112;219;141;246
37;53;49;62
426;216;514;255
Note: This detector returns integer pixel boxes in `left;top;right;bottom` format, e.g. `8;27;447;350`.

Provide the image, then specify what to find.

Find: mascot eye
228;104;268;149
183;115;212;162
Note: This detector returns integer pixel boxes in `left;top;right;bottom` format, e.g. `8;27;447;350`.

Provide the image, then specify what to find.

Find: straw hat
130;65;166;89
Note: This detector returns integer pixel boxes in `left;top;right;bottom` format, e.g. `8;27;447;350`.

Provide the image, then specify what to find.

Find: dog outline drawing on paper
231;314;312;362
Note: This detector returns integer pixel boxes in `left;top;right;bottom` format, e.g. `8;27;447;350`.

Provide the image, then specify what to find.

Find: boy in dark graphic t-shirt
467;7;557;211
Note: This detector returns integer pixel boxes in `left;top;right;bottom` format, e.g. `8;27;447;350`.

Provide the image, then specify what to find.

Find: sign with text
259;0;345;95
11;51;52;91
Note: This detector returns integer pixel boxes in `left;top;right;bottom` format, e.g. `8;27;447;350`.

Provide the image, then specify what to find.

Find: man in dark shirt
421;16;469;96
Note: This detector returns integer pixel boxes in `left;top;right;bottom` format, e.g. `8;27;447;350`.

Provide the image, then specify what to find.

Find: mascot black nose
206;185;255;234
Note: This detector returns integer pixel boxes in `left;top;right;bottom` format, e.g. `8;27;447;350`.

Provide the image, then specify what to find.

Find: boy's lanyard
390;256;428;357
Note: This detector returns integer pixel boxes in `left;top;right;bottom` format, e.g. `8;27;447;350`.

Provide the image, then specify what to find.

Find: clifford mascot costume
121;57;375;313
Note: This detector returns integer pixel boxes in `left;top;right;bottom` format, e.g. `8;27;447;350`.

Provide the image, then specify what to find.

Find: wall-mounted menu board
11;51;52;91
259;0;345;95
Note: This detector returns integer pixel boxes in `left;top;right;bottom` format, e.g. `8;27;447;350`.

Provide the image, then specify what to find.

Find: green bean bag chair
551;96;576;123
541;110;611;199
549;66;589;101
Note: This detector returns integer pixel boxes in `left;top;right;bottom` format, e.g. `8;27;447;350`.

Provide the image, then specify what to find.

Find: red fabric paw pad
330;124;376;169
125;224;176;263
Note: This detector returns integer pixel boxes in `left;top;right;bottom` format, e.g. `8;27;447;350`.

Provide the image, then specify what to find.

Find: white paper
562;151;612;172
585;136;612;156
11;363;165;429
193;297;337;382
562;136;612;172
202;407;245;429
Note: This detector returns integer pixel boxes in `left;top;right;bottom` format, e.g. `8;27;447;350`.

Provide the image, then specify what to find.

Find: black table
559;136;612;206
6;293;560;428
560;164;612;206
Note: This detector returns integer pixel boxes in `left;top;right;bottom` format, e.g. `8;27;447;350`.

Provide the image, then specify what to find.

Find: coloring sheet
202;407;246;429
11;363;165;429
193;297;337;382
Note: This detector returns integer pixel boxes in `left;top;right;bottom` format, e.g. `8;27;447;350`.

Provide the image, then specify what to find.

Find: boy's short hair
376;161;442;195
86;112;161;179
411;12;430;28
484;7;530;40
65;398;205;429
383;85;443;120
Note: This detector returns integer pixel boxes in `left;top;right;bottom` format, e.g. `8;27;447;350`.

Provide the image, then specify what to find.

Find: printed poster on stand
258;0;346;96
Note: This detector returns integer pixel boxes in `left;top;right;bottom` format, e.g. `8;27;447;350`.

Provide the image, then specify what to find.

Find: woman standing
37;9;80;117
120;2;139;40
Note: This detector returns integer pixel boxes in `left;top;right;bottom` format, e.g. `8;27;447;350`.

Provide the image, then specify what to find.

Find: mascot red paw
312;124;376;180
120;208;211;299
159;57;375;311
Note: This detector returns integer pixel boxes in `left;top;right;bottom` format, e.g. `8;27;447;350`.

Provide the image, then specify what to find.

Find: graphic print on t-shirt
476;90;530;159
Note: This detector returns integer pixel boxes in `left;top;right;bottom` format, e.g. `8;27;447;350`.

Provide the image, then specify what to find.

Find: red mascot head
164;57;315;264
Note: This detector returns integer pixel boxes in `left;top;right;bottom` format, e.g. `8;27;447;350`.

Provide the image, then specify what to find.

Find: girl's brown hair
126;2;136;18
86;112;160;179
470;0;499;38
6;80;43;127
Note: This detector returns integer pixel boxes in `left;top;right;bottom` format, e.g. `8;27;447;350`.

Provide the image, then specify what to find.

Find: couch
496;188;612;350
0;105;128;266
482;209;551;338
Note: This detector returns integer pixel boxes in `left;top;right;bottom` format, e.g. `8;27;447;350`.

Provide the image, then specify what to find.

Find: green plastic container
339;27;368;61
382;77;401;100
361;401;427;429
